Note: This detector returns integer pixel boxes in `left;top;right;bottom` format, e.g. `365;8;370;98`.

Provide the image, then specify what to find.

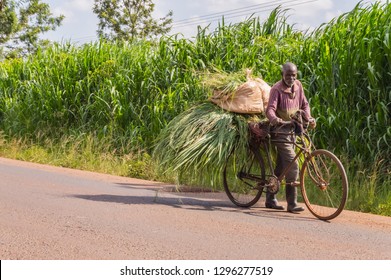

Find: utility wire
172;0;319;29
172;0;317;28
173;0;290;24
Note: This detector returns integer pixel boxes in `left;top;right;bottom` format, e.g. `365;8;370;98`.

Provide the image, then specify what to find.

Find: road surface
0;157;390;260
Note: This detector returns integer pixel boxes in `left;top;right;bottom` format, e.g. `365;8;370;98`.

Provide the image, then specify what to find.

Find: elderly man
265;62;316;212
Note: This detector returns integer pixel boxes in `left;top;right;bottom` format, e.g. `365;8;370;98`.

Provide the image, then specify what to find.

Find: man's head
281;62;298;87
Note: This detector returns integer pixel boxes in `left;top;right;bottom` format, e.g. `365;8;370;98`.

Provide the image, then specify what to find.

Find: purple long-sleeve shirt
266;79;311;125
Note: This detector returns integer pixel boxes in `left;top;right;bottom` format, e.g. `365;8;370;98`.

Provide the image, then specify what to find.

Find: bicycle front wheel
223;148;265;208
300;149;348;220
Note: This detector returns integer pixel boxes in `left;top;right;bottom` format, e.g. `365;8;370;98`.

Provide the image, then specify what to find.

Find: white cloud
47;0;94;24
200;0;259;12
293;0;333;15
69;0;94;12
324;10;343;22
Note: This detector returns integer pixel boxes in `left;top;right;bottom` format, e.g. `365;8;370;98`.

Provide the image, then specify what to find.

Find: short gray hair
282;62;297;73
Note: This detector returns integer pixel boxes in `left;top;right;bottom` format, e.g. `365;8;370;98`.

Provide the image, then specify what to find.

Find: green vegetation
0;3;390;216
153;102;254;187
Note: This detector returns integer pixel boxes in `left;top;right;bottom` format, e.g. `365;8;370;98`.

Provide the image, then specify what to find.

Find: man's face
282;67;297;87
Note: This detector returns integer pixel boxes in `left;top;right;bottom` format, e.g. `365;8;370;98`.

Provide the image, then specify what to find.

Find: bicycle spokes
223;150;265;207
307;154;330;189
300;149;348;220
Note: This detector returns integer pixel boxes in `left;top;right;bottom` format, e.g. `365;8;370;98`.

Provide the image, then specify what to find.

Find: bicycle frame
261;128;314;187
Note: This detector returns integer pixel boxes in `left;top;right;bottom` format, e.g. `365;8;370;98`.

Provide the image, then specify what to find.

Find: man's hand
271;117;283;126
309;118;316;129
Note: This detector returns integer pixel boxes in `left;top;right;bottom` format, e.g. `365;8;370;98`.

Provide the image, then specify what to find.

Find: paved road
0;157;390;260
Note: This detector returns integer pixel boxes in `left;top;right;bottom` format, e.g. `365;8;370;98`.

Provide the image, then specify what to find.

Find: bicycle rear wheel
300;149;348;220
223;147;265;207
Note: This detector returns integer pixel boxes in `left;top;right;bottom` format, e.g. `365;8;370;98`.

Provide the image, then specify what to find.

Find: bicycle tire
223;147;265;208
300;149;348;220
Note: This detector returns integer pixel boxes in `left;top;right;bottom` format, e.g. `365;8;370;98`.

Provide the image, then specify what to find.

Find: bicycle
223;116;348;221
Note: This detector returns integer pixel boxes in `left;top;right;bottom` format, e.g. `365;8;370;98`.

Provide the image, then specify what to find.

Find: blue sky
42;0;387;44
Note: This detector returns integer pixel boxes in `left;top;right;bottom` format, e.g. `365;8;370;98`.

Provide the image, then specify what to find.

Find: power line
173;0;290;24
172;0;319;29
172;0;318;28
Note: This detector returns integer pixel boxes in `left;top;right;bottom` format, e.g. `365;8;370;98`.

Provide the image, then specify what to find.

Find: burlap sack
210;70;271;114
254;77;271;110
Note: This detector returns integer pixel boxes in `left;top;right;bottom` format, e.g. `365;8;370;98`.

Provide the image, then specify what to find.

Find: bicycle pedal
287;181;300;187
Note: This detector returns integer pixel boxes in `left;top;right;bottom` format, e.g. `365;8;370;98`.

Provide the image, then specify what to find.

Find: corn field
0;3;390;214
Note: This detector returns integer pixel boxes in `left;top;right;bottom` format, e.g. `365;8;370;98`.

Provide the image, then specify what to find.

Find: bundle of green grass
153;69;269;184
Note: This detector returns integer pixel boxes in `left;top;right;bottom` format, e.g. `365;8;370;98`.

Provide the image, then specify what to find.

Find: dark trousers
272;127;298;183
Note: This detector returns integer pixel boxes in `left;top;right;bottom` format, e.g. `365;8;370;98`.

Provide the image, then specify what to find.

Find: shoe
287;204;305;212
286;184;304;213
266;202;285;210
265;192;285;210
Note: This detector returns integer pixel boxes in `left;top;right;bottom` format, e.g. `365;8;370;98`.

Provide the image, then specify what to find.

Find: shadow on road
70;191;319;222
71;193;231;209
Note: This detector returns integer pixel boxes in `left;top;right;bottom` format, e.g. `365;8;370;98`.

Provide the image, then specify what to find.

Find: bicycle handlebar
273;120;294;128
279;120;293;126
273;120;311;135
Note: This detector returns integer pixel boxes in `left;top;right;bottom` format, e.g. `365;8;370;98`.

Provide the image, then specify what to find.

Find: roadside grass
0;132;390;217
344;155;391;216
0;132;170;181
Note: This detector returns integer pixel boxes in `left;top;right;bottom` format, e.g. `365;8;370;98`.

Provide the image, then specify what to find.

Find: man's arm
266;88;282;125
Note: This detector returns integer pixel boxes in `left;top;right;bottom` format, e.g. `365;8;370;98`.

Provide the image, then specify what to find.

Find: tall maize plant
300;1;390;177
0;40;205;149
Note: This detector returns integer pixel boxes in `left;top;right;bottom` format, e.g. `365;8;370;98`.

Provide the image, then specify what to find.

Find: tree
93;0;173;41
0;0;18;46
0;0;64;58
